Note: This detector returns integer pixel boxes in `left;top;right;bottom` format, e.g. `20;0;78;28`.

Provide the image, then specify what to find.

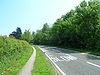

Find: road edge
38;46;66;75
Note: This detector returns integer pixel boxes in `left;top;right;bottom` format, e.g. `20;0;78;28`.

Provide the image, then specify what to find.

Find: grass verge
32;46;58;75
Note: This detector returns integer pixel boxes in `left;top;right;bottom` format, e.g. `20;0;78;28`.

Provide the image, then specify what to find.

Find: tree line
9;27;34;43
9;0;100;51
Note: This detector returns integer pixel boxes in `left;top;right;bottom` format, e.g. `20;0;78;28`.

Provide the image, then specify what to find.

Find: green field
0;36;33;75
32;46;58;75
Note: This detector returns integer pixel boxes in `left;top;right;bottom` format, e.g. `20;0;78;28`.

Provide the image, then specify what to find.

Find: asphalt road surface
38;45;100;75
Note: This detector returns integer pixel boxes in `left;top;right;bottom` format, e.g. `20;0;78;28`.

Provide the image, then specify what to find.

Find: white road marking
64;54;77;61
50;57;61;62
48;54;77;62
87;61;100;68
65;54;70;55
45;53;66;75
38;46;66;75
60;56;68;61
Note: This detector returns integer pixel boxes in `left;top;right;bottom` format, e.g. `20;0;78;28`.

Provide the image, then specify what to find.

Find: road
38;45;100;75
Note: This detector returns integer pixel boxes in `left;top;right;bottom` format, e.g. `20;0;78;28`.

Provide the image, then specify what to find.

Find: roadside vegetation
1;0;99;75
32;46;58;75
0;36;33;75
9;1;100;56
32;0;100;55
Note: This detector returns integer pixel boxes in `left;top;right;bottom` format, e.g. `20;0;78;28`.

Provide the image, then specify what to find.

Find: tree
9;27;22;39
33;0;100;51
30;31;35;43
9;31;17;38
16;27;22;39
42;23;49;34
33;23;51;45
21;30;33;43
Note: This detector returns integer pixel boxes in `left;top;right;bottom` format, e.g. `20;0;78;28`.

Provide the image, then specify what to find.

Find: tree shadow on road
86;54;100;60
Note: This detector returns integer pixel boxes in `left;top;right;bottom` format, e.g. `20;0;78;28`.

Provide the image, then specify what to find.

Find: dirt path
17;47;36;75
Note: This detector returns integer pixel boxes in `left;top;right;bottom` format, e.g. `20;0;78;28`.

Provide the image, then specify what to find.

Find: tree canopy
33;0;100;51
9;27;22;39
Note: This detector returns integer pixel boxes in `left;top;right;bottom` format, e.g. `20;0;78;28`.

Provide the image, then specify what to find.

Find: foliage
33;0;100;52
42;23;50;34
21;30;33;43
9;27;22;39
33;23;50;45
0;36;33;75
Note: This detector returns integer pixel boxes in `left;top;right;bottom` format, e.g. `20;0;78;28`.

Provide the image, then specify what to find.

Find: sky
0;0;90;36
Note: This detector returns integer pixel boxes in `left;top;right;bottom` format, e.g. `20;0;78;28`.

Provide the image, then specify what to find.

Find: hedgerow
0;36;33;75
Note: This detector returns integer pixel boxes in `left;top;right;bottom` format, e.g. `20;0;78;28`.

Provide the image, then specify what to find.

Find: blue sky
0;0;89;35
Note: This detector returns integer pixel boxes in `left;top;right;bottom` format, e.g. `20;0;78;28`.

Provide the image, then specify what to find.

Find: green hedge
0;36;33;75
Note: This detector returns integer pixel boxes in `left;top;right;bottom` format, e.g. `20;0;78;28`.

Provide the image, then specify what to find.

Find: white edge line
38;46;66;75
87;61;100;68
45;53;66;75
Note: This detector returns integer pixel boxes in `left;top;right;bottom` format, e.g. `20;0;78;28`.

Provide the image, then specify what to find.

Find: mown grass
32;46;58;75
0;36;33;75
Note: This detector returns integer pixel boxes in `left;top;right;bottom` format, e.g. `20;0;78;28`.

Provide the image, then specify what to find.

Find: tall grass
0;36;33;75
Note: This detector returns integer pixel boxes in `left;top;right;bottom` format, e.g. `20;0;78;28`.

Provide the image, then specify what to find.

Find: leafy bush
0;36;33;75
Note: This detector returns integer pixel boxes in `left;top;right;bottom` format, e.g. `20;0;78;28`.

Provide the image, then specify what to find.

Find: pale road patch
80;53;87;55
17;47;36;75
87;61;100;68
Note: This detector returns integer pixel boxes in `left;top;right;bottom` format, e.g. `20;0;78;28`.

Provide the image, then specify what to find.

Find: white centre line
87;61;100;68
